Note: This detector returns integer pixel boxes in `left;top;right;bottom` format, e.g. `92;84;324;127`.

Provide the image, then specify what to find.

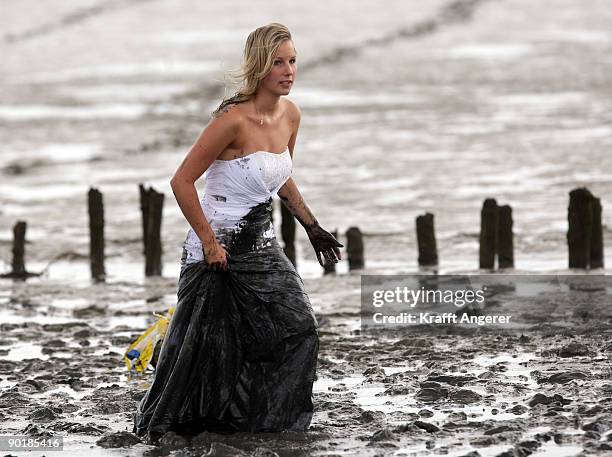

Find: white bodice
256;149;293;192
181;148;292;264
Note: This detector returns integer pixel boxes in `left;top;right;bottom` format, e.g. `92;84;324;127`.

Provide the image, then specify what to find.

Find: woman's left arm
278;100;343;266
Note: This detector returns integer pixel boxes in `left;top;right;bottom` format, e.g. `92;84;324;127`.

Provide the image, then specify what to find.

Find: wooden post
590;197;604;269
479;198;498;270
11;221;26;276
346;226;364;270
416;213;438;266
280;202;296;267
88;188;105;282
139;184;164;276
323;229;338;275
497;205;514;269
567;188;593;269
0;221;41;280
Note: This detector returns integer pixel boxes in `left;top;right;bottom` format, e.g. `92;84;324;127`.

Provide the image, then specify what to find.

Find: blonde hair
212;23;294;116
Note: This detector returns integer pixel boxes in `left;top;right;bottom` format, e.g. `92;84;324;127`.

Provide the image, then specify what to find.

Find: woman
133;23;342;443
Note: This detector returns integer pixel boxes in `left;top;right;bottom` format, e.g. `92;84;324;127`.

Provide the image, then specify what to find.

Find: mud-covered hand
203;239;230;271
305;224;343;267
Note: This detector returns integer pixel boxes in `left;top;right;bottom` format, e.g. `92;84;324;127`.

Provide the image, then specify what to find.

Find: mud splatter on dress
133;147;319;441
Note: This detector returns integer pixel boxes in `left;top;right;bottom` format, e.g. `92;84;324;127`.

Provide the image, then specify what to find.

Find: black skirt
133;198;319;442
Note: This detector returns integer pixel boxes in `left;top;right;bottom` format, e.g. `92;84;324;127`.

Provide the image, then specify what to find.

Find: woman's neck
252;91;281;115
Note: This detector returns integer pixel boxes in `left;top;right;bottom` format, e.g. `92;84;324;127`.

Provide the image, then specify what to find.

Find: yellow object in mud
124;306;175;373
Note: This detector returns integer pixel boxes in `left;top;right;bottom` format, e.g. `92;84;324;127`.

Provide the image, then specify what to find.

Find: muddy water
0;276;612;456
2;0;612;455
1;273;612;456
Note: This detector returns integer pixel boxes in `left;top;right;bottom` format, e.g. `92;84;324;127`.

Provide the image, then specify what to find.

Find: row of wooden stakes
415;186;604;271
0;186;604;281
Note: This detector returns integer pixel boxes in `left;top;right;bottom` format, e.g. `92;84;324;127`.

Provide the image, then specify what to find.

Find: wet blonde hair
212;22;294;116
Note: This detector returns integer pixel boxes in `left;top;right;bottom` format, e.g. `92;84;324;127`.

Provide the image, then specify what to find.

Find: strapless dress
133;147;319;442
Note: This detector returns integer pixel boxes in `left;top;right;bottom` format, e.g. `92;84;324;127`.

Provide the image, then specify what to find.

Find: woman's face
260;39;297;96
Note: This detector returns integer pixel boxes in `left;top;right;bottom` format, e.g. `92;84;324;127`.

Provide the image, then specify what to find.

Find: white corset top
252;148;293;192
181;147;293;265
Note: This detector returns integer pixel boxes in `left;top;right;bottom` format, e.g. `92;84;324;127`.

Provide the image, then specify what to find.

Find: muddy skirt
132;198;319;441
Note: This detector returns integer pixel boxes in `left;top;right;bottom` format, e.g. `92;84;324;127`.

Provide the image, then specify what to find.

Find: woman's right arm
169;108;240;270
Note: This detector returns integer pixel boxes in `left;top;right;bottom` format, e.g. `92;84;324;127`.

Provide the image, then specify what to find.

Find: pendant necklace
255;104;264;126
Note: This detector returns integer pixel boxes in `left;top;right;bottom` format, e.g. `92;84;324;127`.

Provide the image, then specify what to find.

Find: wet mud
1;276;611;456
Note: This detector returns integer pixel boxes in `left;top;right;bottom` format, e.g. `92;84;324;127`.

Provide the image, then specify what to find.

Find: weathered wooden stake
88;188;105;282
323;229;338;275
139;184;164;276
479;198;498;269
0;221;41;280
346;226;364;270
567;187;593;269
416;212;438;266
280;201;296;267
590;197;604;269
11;221;27;276
497;205;514;269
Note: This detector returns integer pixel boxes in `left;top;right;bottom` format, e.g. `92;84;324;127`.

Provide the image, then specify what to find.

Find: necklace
253;104;263;125
254;103;265;126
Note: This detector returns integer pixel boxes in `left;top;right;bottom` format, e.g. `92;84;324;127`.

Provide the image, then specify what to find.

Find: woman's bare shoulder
283;97;301;120
209;102;246;133
213;100;246;120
